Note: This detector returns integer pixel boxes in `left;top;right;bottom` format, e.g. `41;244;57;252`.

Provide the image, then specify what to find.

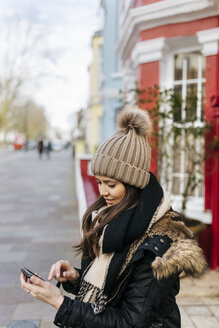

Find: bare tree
9;100;48;141
0;16;50;139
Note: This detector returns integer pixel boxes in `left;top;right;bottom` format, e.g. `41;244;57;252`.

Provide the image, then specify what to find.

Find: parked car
13;135;25;150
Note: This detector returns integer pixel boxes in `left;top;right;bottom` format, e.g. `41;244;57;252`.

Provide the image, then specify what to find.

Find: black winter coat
54;211;206;328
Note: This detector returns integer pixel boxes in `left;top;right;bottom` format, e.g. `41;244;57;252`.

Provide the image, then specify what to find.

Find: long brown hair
74;184;141;258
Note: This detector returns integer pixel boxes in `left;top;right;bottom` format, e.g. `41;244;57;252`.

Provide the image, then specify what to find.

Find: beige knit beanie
91;106;152;189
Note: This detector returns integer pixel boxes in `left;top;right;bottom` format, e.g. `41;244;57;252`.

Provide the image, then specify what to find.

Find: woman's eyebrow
96;178;116;183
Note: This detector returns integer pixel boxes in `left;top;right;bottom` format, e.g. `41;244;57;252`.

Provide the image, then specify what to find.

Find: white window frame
160;42;211;224
172;53;206;197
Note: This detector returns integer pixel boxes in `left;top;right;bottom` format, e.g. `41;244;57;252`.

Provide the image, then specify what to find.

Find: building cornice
131;37;166;67
117;0;219;60
119;0;135;28
197;27;219;56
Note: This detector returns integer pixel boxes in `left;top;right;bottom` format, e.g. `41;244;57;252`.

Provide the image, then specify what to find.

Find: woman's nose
99;185;109;196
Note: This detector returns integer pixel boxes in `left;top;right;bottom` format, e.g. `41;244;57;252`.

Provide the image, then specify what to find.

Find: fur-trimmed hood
118;209;207;281
152;238;206;279
148;211;207;280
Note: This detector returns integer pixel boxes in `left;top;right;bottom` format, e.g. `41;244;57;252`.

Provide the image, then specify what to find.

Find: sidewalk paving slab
190;316;219;328
12;302;56;323
9;320;40;328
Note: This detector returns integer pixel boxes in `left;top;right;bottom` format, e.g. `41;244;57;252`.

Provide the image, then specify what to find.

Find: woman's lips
105;199;114;204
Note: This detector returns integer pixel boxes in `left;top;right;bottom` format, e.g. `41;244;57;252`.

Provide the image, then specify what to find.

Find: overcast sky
0;0;101;134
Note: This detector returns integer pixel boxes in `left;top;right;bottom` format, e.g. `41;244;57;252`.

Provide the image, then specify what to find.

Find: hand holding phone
21;266;61;288
21;267;45;281
20;267;64;308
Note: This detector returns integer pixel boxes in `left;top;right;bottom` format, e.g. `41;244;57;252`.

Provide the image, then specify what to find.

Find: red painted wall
204;55;218;211
211;113;219;269
80;159;99;207
141;17;218;41
138;62;159;89
138;62;160;176
204;50;219;269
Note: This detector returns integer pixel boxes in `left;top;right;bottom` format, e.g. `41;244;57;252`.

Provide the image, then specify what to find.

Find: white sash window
172;52;206;198
160;48;211;223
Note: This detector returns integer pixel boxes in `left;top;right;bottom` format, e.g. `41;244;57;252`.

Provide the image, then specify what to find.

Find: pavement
0;148;219;328
178;271;219;327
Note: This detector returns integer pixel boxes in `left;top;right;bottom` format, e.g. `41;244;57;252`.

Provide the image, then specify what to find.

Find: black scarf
102;172;163;298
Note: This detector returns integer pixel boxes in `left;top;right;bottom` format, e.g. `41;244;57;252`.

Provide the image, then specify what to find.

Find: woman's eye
108;185;115;188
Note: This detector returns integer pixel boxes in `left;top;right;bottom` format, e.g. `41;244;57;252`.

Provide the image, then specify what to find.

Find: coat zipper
106;265;133;304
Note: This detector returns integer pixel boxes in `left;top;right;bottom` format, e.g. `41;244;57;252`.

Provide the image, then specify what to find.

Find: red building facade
117;0;219;269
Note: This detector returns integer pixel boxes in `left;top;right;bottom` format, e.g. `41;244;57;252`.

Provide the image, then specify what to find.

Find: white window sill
171;196;212;224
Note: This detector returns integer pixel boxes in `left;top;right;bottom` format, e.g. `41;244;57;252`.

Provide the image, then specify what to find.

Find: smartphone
21;267;45;281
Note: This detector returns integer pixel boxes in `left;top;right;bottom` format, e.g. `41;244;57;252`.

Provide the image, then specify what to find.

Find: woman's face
95;175;126;207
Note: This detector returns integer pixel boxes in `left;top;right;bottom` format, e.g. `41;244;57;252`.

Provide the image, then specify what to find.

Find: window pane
186;53;199;79
173;133;181;172
184;177;195;196
186;84;197;121
173;177;180;195
173;86;182;122
174;54;183;80
174;52;202;80
184;131;195;174
198;180;204;197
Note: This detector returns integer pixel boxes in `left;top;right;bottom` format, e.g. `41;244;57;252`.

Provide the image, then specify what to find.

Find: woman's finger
55;260;70;277
20;272;27;283
20;273;33;293
20;273;28;287
63;271;73;278
48;260;71;281
49;262;62;280
30;275;44;287
62;268;79;281
48;264;56;281
54;262;62;278
48;261;63;280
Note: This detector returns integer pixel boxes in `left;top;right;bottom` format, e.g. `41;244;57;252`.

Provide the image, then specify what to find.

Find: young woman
21;107;207;327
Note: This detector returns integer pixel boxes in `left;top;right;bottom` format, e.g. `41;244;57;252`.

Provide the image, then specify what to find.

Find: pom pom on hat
117;106;152;137
91;106;152;189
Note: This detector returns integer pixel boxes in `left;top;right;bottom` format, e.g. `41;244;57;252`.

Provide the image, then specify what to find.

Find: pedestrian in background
46;140;52;159
37;139;44;159
21;107;207;328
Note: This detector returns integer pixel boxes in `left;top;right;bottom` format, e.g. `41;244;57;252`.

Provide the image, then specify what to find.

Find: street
0;149;80;327
0;148;218;328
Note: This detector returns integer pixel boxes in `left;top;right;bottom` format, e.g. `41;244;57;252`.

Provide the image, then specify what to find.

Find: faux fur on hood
149;211;207;280
152;238;207;280
119;209;207;281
